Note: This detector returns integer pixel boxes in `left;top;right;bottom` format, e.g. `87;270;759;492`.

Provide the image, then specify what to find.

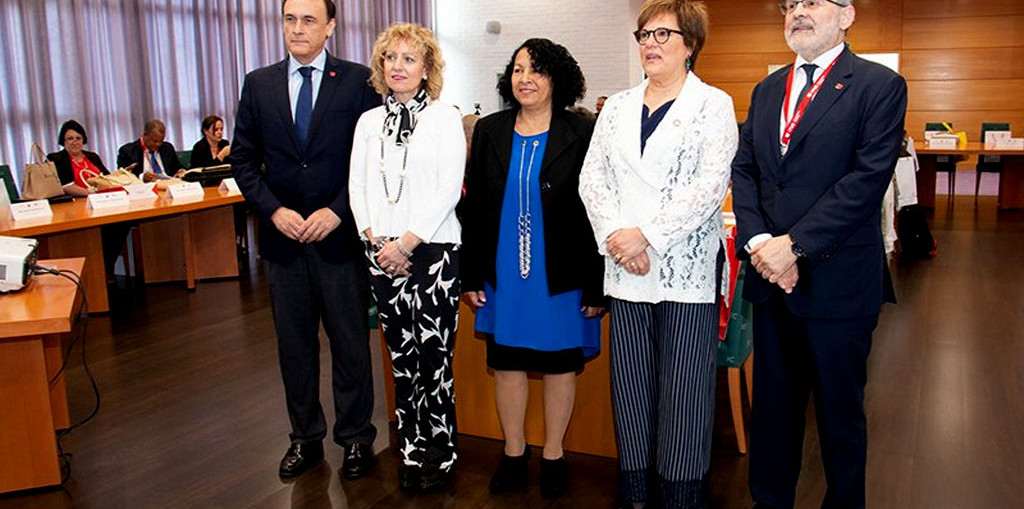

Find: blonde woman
349;22;465;493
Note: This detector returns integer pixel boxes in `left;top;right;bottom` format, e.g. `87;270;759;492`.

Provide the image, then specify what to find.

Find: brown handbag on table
21;142;64;200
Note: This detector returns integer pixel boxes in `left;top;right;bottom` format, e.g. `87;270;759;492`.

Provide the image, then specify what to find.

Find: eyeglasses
633;27;685;45
778;0;849;15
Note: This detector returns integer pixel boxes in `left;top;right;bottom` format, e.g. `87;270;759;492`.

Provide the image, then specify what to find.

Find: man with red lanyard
731;1;907;508
116;118;183;177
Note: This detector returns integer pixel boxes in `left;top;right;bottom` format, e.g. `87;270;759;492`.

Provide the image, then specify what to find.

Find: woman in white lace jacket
578;1;737;507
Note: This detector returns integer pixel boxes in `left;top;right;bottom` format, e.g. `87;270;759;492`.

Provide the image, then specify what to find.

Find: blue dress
475;131;601;357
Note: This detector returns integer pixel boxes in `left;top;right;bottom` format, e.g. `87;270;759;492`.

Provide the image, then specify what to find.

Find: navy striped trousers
610;299;719;508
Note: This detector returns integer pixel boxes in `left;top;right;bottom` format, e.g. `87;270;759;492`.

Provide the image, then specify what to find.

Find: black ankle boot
488;446;531;494
540;457;569;499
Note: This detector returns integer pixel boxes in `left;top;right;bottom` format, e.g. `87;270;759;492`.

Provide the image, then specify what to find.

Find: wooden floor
2;193;1022;508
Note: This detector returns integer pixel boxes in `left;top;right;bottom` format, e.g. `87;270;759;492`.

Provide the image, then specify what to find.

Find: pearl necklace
517;138;540;279
378;133;409;205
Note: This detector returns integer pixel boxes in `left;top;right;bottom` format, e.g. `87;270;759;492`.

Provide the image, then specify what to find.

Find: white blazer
349;100;466;244
579;73;738;304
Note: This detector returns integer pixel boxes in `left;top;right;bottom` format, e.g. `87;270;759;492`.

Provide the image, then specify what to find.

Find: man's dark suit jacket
116;139;183;176
731;47;907;319
458;108;607;308
229;54;381;265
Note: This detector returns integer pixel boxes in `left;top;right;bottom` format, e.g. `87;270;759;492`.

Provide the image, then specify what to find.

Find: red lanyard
780;55;840;153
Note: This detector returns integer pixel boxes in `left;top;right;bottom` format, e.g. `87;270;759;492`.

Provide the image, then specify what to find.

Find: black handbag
180;164;233;187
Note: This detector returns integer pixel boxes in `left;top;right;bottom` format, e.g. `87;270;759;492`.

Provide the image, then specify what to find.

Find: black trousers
366;242;459;471
266;244;376;447
749;292;877;509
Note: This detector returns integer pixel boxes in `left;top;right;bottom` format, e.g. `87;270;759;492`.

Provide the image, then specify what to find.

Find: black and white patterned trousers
366;242;460;471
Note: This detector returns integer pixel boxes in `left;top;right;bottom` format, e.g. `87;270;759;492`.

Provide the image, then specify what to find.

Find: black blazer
459;109;607;307
229;54;381;264
190;138;230;169
731;47;907;318
116;139;183;176
47;149;108;186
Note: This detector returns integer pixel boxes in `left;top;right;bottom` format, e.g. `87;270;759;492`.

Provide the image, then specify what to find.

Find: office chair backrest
177;150;192;170
0;164;21;202
981;122;1011;141
924;122;950;133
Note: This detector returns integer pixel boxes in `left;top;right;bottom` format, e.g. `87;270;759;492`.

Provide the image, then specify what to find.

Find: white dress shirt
287;50;327;121
349;100;466;244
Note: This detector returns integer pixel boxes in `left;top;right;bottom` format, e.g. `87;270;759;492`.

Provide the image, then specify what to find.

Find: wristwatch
790;238;807;259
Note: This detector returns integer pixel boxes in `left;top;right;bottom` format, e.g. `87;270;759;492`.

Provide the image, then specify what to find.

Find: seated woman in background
190;115;230;168
47;119;131;283
47;119;108;197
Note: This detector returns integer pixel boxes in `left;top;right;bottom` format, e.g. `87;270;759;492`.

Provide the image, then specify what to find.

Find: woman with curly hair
459;38;606;499
349;22;465;492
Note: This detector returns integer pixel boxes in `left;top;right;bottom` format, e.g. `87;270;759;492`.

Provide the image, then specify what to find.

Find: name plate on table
998;138;1024;150
927;136;958;150
87;191;130;210
984;131;1012;149
219;177;241;195
125;183;157;201
167;181;205;200
9;199;53;221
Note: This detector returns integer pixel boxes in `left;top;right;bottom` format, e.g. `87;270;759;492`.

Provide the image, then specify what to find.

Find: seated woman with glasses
579;0;737;507
47;120;132;282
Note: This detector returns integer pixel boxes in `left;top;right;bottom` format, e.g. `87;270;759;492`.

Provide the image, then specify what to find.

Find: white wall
435;0;646;116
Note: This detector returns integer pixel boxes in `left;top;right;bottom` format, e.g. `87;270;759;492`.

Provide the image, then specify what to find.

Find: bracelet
395;237;414;258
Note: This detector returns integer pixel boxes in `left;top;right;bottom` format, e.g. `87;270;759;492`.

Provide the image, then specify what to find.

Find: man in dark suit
229;0;381;481
731;1;906;507
116;118;183;176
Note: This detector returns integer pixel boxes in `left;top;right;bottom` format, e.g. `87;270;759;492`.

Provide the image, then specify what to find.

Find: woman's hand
461;291;486;308
581;306;607;319
621;251;651;276
217;145;231;160
375;241;411;277
606;228;650;264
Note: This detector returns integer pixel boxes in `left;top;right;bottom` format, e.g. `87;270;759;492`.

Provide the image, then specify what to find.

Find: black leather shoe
341;443;375;479
419;465;453;493
539;457;568;499
278;441;324;479
398;465;421;492
489;446;530;494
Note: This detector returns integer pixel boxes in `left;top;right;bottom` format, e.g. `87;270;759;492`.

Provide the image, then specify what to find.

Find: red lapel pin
835;83;845;90
329;71;336;78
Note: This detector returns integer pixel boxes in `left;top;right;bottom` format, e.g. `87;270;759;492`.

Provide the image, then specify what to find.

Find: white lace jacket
579;74;738;304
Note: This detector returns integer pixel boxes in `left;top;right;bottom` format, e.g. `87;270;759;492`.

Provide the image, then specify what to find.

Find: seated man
117;119;183;176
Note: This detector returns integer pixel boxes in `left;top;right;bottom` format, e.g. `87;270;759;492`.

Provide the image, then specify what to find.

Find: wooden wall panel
904;0;1024;19
698;52;794;83
717;82;758;112
905;110;1024;140
907;79;1024;111
904;16;1024;49
706;0;782;26
902;48;1024;80
703;23;790;54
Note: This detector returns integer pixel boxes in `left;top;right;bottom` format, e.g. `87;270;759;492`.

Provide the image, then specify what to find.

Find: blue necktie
295;66;313;147
150;151;163;175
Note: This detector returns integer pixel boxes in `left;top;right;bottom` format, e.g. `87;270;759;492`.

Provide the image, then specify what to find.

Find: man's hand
297;208;341;243
271;207;305;241
750;234;798;281
775;263;799;294
606;228;650;264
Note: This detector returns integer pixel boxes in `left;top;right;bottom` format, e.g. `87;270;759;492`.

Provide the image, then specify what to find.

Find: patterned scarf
383;88;429;146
